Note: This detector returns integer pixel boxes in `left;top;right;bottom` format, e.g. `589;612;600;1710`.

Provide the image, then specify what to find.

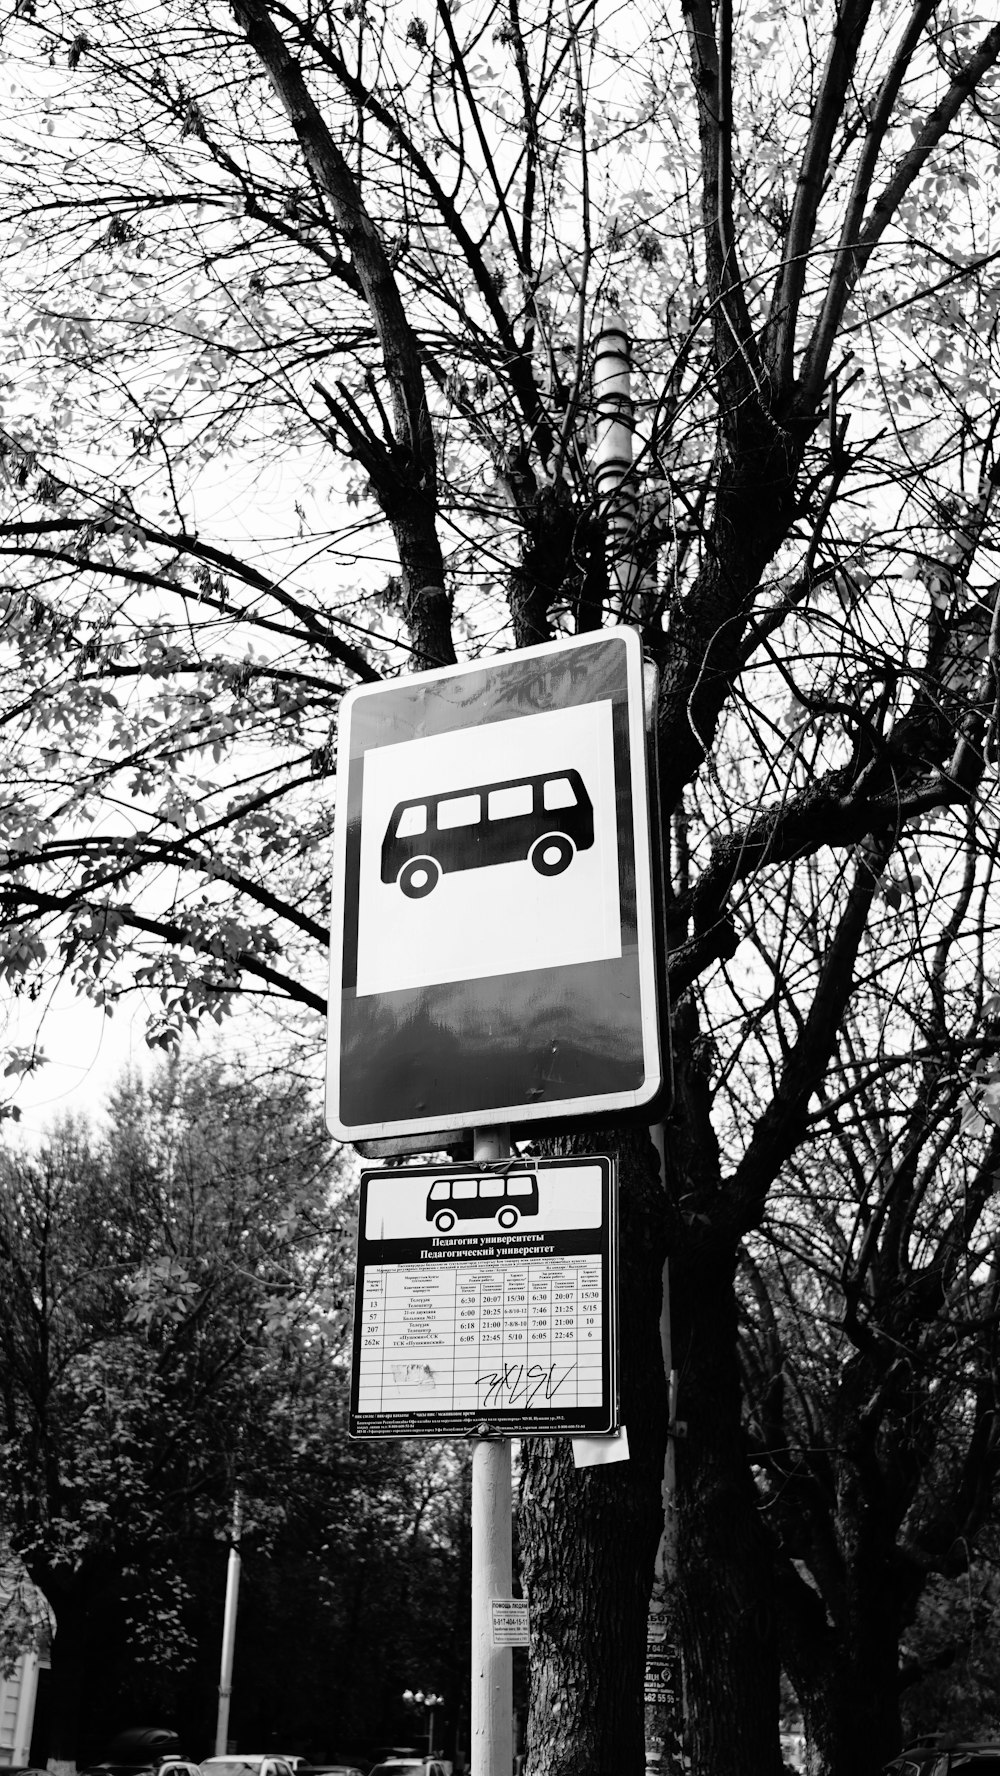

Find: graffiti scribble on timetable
475;1361;574;1410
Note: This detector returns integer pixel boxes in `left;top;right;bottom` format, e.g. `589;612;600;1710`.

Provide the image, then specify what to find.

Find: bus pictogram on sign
382;768;595;898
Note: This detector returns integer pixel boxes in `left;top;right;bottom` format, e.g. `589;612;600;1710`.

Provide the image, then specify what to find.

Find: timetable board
350;1156;618;1437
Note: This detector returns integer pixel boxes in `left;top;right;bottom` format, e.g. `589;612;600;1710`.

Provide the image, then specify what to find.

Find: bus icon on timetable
426;1170;541;1232
381;769;594;899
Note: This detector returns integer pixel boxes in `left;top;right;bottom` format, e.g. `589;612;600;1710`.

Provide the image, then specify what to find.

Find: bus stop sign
326;627;661;1143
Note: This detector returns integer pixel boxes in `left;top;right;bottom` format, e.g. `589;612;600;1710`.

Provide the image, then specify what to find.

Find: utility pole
215;1492;243;1756
594;313;684;1771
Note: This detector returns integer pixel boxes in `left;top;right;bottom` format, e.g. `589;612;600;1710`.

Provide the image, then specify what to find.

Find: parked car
200;1756;295;1776
85;1759;200;1776
886;1745;1000;1776
104;1733;183;1763
302;1767;367;1776
368;1762;447;1776
83;1728;201;1776
302;1764;369;1776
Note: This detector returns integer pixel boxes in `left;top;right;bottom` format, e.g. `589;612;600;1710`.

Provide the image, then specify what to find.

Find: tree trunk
518;1129;668;1775
780;1451;908;1776
796;1651;902;1776
671;1236;785;1776
41;1579;92;1772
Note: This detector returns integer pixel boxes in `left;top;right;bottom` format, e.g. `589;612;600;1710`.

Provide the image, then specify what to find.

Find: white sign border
326;626;661;1142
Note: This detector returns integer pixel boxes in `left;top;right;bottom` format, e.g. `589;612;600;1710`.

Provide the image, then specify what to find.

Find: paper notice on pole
572;1423;630;1467
491;1598;530;1646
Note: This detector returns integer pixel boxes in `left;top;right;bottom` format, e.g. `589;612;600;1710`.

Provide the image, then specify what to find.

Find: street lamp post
402;1689;444;1756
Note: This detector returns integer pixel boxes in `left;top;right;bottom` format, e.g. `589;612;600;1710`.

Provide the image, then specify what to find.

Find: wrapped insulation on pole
593;315;639;622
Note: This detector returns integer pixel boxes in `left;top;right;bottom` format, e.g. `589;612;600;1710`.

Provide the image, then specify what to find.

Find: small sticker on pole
491;1599;530;1646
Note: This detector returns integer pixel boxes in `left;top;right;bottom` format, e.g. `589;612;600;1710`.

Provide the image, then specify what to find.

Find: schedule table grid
350;1156;617;1437
355;1255;605;1417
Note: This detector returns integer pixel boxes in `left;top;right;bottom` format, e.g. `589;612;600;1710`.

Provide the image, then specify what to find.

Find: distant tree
225;1438;470;1757
739;867;1000;1776
898;1557;1000;1744
0;1056;350;1771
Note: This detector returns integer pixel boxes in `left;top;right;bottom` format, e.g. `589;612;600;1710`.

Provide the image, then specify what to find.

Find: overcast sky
1;981;154;1140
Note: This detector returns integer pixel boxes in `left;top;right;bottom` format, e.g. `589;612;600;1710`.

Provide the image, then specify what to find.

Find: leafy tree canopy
0;1054;352;1752
0;0;997;1054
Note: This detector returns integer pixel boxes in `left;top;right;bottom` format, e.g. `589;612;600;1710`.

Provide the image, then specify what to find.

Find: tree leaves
0;1056;353;1592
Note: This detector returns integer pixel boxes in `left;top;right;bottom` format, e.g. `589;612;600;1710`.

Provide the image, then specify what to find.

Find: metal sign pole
472;1127;513;1776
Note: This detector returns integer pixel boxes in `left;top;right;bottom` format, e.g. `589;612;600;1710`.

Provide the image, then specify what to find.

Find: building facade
0;1554;52;1768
